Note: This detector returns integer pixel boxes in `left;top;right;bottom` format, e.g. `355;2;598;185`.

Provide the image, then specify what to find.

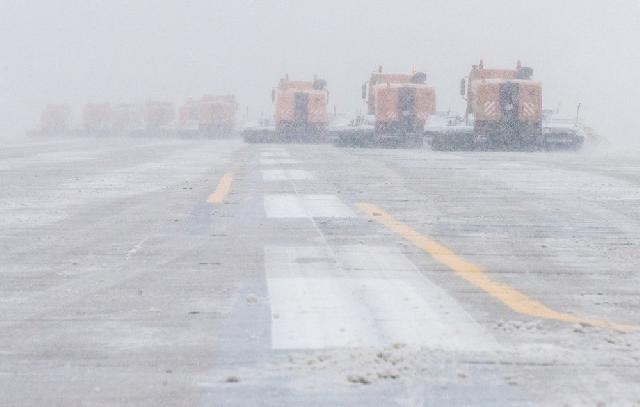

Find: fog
1;0;639;142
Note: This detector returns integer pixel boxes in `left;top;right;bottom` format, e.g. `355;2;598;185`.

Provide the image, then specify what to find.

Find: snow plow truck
178;95;237;138
332;67;436;147
112;104;144;135
36;104;72;136
137;101;175;137
426;61;584;150
82;103;114;135
244;75;329;143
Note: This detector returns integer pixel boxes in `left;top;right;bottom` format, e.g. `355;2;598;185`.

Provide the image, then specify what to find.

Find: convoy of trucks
31;62;587;151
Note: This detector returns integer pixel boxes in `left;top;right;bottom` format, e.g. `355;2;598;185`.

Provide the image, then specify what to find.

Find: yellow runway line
207;173;233;204
357;202;637;332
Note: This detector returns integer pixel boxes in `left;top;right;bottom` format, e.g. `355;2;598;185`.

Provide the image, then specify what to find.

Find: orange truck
244;75;329;143
178;98;200;132
143;101;175;134
200;95;237;137
112;104;144;134
428;61;583;150
466;60;542;149
82;103;114;134
334;67;436;147
179;95;237;137
39;104;72;134
273;76;329;142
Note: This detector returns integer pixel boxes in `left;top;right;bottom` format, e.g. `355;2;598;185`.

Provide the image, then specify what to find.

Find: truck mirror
517;67;534;80
271;89;276;103
460;79;466;97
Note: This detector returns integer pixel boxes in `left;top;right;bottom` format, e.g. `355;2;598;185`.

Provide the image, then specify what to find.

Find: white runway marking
260;151;290;157
264;194;355;218
260;158;300;165
265;245;498;351
261;169;313;181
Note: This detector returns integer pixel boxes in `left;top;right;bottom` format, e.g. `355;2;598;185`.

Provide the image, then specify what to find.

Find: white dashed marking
265;245;498;350
260;158;300;165
263;194;355;218
260;151;291;158
261;169;313;181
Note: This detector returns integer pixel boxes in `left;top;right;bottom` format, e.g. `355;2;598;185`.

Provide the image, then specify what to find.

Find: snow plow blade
330;127;375;147
243;127;277;143
542;127;585;151
331;127;423;148
243;127;328;144
425;126;585;151
425;127;475;151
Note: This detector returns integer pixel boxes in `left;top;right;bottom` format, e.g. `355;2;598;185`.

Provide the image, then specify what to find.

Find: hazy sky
1;0;639;140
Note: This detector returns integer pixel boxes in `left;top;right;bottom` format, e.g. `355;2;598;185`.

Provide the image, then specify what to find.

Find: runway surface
1;136;639;405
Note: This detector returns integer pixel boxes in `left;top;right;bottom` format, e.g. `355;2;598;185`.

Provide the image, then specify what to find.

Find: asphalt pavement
1;136;639;406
